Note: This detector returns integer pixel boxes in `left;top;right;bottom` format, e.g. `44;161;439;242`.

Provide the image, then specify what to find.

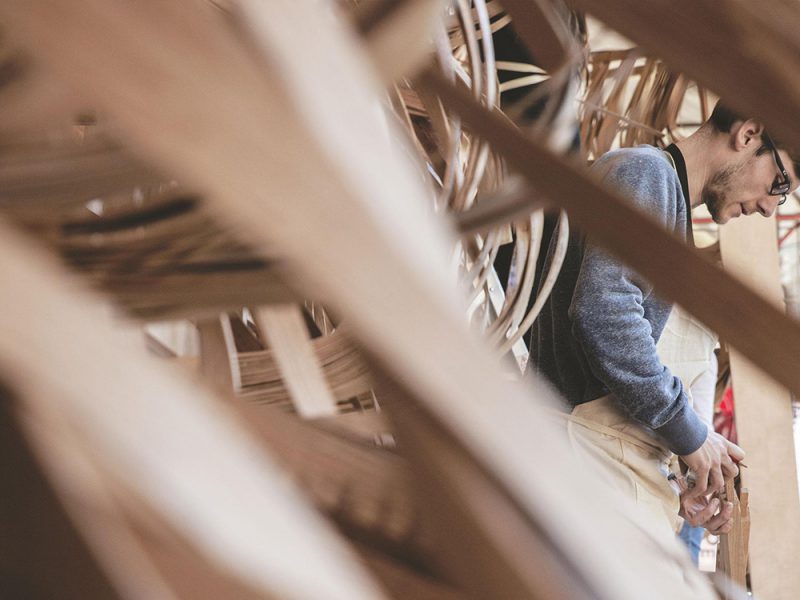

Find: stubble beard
701;164;737;224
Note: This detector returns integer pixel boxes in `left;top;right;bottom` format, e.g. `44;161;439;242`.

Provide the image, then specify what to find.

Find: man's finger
686;466;710;498
705;501;734;534
708;465;725;495
721;454;739;479
683;496;718;527
726;440;745;462
709;520;733;535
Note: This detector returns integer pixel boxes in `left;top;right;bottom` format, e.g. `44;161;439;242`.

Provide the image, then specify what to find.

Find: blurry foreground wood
0;0;798;598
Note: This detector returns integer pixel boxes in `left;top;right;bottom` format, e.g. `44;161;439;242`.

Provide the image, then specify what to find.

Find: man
532;103;800;544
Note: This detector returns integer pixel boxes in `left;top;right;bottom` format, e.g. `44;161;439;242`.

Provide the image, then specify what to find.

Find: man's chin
711;212;729;225
706;200;735;224
707;206;726;225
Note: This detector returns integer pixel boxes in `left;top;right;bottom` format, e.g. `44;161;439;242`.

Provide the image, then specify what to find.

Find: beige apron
563;395;718;599
568;395;681;533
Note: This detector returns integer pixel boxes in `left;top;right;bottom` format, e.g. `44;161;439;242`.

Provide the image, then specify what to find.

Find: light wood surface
719;214;800;600
255;305;338;418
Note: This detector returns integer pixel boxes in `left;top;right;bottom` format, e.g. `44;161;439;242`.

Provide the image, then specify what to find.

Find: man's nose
756;197;777;217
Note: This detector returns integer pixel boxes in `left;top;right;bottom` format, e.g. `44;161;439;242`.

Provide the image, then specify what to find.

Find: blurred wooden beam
0;387;121;600
501;0;578;73
356;0;443;82
255;304;338;418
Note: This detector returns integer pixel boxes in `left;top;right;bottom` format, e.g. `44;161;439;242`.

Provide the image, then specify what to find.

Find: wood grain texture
719;214;800;600
716;478;748;591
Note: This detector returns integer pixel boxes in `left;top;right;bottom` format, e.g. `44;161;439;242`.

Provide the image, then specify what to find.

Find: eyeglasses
763;132;792;206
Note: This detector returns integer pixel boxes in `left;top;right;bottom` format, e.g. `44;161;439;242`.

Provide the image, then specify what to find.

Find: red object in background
714;386;737;444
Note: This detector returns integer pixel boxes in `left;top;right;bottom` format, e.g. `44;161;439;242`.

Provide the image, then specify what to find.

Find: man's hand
679;431;744;499
680;494;734;535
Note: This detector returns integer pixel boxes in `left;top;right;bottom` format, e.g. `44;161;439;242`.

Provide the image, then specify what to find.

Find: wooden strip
197;314;239;394
240;401;425;553
715;478;746;590
0;136;158;210
108;268;298;321
358;0;442;82
255;304;338;418
420;69;800;400
354;541;465;600
719;214;800;600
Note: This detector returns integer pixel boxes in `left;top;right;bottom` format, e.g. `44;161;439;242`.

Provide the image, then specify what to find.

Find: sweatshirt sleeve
569;152;708;455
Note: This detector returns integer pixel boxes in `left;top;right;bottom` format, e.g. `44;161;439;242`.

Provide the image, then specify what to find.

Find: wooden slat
0;136;158;211
719;214;800;600
354;542;465;600
716;478;748;591
198;314;240;394
240;400;426;555
376;374;592;599
419;69;800;402
255;304;338;418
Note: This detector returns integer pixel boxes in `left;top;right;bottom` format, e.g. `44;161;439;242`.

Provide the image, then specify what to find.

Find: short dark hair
709;102;800;179
709;103;743;133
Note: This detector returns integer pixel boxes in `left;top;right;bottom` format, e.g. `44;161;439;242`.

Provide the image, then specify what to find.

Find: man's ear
732;119;765;151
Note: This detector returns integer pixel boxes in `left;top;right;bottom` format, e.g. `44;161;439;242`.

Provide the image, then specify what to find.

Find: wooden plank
0;386;123;600
375;374;593;599
715;478;748;591
353;541;465;600
239;400;424;554
197;314;240;394
719;214;800;600
255;304;338;418
356;0;442;82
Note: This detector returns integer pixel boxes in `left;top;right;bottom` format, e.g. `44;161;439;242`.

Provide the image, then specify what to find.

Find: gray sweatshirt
531;145;708;455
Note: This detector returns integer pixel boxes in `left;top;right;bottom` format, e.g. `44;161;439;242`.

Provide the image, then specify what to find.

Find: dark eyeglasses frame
763;132;791;206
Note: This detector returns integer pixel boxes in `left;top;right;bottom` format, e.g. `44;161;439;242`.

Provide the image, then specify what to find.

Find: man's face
702;146;799;224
